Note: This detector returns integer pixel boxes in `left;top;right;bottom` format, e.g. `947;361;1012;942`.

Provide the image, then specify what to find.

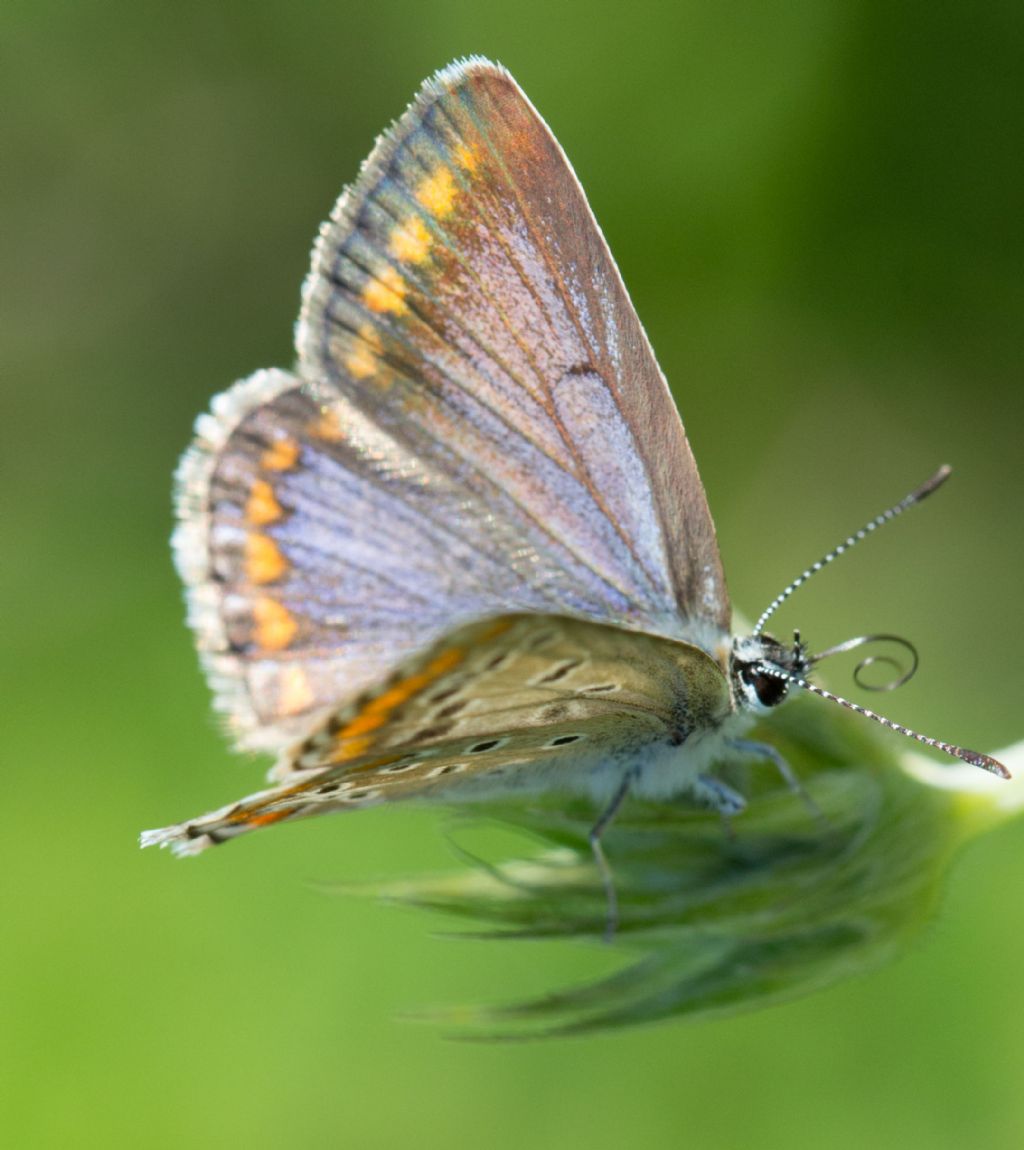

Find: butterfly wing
143;615;733;854
298;58;728;633
175;58;730;753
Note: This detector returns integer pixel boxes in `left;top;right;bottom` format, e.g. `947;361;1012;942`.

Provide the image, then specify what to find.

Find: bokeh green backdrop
4;2;1023;1147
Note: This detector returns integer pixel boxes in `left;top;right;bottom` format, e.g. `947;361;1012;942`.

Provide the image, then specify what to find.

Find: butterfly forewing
299;60;728;633
144;615;732;854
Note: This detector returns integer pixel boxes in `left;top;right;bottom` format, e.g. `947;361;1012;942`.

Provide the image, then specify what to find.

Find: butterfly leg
694;773;746;816
727;738;823;820
588;767;639;943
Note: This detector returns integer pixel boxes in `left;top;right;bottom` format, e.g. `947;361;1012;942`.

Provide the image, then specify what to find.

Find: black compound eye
742;668;789;708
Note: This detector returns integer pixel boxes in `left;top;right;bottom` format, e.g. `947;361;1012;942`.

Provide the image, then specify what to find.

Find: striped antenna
757;664;1010;778
753;465;953;636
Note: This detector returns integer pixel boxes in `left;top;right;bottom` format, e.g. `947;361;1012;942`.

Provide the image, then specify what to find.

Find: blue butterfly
143;60;1006;934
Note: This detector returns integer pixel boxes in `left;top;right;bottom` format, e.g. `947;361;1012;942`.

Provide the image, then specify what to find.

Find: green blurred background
4;1;1023;1146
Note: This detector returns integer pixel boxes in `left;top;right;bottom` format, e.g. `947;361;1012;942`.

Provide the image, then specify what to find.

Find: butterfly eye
741;667;789;708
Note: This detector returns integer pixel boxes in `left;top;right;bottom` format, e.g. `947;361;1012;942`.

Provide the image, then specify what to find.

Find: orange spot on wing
344;323;382;380
248;809;294;828
363;648;466;717
346;343;376;380
279;665;315;713
246;479;283;525
416;166;457;217
454;144;479;173
363;266;407;315
389;215;432;263
362;685;412;717
261;437;300;471
308;406;345;441
426;647;466;676
252;596;297;650
233;807;293;829
328;646;467;762
337;711;387;739
332;734;375;761
228;777;323;828
245;534;289;584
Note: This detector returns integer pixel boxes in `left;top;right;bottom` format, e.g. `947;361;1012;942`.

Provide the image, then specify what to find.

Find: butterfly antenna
752;465;953;636
756;663;1010;778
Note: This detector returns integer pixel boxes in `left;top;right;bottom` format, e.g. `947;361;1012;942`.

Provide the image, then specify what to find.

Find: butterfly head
720;466;1009;778
730;632;810;714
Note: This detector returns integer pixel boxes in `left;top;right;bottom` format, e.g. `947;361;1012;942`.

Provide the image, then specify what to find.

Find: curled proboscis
810;633;919;692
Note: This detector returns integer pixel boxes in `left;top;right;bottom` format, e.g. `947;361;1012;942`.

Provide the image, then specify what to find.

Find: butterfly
143;59;1007;931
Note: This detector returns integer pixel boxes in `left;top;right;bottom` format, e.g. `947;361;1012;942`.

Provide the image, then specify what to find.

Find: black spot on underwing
537;660;581;684
409;722;454;742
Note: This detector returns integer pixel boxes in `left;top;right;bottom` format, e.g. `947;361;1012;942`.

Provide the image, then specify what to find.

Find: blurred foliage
3;1;1022;1148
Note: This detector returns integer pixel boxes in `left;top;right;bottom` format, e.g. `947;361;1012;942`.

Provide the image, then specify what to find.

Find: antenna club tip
914;464;954;502
964;751;1011;779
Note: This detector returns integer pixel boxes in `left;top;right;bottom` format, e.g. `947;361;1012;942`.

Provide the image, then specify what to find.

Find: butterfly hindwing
143;615;734;853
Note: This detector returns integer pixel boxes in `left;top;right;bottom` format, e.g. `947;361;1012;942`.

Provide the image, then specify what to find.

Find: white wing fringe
139;823;216;856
